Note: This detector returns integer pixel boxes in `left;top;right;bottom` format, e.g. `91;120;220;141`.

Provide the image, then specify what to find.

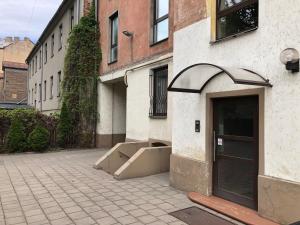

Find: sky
0;0;63;43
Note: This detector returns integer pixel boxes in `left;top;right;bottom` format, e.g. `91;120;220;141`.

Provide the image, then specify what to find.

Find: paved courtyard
0;149;242;225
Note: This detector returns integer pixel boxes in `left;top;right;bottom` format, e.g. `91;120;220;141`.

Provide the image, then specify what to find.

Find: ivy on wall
61;0;101;147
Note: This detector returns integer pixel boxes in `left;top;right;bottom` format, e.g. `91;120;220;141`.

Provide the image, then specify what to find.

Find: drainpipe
40;43;43;112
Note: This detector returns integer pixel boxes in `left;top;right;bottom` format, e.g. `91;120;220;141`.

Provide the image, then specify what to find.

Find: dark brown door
213;96;258;210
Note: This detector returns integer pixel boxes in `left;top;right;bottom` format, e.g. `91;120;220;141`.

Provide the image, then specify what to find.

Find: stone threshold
188;192;279;225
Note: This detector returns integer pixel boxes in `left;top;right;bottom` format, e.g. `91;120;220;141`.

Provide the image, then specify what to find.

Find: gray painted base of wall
96;134;126;148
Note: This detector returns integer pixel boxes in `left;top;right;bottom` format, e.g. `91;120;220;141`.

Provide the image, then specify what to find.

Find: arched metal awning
168;63;272;94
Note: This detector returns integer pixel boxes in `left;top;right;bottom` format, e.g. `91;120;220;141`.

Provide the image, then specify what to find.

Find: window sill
210;27;258;45
150;38;168;47
108;60;117;65
149;115;167;119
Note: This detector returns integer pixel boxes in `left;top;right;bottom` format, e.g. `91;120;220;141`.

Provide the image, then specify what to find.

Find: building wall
97;0;174;147
172;0;300;223
0;38;33;74
99;0;174;75
126;60;173;142
173;0;300;183
28;0;83;114
3;68;28;103
97;55;173;147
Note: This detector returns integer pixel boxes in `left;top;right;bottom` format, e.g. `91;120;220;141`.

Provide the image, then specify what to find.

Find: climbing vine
61;0;101;147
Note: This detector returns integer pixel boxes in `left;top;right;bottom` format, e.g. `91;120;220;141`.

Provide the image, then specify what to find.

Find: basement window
216;0;258;40
149;66;168;117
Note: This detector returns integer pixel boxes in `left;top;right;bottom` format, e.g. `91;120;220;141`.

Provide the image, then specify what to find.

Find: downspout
40;43;44;112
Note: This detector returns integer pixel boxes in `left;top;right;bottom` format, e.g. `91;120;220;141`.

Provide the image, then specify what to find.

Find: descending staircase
94;142;172;180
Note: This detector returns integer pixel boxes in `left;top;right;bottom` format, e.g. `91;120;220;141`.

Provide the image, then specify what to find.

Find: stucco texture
172;0;300;183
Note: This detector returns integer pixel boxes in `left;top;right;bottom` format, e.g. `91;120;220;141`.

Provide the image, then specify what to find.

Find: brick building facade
1;62;28;103
97;0;174;147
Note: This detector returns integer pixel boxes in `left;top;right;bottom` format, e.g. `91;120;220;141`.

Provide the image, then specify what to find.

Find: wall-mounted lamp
280;48;299;73
122;30;134;38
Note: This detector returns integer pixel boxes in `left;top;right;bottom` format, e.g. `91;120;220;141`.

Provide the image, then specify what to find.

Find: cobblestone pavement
0;149;242;225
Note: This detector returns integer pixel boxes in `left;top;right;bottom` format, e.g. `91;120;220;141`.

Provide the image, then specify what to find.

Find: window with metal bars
216;0;258;40
149;66;168;117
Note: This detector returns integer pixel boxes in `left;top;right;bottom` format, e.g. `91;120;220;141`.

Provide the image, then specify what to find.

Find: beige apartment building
26;0;92;114
0;37;33;103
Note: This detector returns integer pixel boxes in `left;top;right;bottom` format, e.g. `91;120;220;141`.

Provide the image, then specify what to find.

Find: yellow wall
0;39;34;73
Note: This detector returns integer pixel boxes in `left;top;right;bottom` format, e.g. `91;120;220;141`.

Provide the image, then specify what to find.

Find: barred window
149;66;168;117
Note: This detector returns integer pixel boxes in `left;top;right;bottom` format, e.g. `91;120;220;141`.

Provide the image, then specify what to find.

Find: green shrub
28;125;50;152
6;119;27;152
57;102;73;148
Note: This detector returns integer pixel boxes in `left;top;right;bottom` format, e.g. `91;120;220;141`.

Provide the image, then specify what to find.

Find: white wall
126;61;173;142
97;81;126;135
97;57;173;143
172;0;300;183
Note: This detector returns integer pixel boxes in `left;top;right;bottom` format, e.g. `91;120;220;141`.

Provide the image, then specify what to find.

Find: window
109;12;118;63
43;80;47;101
153;0;169;43
216;0;258;40
50;76;54;99
70;7;74;31
149;66;168;117
34;83;37;94
57;71;61;97
32;60;35;75
39;50;42;68
44;43;48;64
59;24;63;50
39;84;42;102
31;88;34;104
35;55;37;73
51;34;54;57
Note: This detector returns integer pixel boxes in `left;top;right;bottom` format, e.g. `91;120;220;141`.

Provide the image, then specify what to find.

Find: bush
57;102;73;148
28;125;50;152
6;119;27;152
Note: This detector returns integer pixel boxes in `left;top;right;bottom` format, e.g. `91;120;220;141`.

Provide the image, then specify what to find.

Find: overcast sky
0;0;63;43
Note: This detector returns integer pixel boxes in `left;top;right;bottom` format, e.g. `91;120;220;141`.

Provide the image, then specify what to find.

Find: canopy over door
168;63;272;94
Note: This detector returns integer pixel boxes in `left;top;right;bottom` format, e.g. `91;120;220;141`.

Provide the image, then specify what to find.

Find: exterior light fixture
280;48;299;73
122;30;134;38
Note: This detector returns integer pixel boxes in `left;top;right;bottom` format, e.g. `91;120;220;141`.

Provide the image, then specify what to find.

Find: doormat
169;206;235;225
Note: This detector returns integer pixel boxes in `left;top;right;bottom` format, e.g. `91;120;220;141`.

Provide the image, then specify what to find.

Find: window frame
35;55;37;73
39;50;42;69
59;24;63;51
50;76;54;99
39;83;42;102
57;71;62;97
149;66;168;118
152;0;169;45
109;12;118;64
51;34;55;57
44;43;48;64
43;80;47;101
215;0;258;41
70;7;75;31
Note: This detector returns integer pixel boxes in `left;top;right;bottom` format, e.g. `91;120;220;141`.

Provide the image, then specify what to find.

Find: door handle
213;130;216;162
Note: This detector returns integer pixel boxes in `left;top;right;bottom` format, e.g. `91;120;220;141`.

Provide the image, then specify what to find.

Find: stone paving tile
0;149;244;225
